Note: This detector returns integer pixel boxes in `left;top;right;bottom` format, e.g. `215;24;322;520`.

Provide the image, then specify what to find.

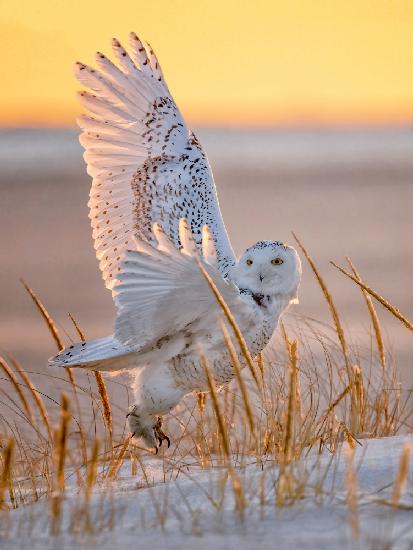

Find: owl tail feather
48;336;136;372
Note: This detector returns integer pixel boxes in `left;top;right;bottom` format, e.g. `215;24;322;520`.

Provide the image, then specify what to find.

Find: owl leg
127;364;185;451
127;406;158;449
127;410;170;452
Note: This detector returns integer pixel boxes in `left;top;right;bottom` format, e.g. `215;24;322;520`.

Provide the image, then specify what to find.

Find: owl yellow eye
271;258;283;265
246;259;253;266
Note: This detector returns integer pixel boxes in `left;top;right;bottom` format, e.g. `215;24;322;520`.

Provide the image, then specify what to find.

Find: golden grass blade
292;233;350;374
196;392;206;413
228;467;247;520
340;422;357;450
344;445;360;540
50;394;71;535
64;365;76;388
107;436;131;480
80;438;100;534
86;439;100;494
197;261;261;389
199;348;247;518
9;357;53;441
350;365;365;436
280;323;304;438
65;314;87;463
330;262;413;331
367;499;413;511
392;443;411;507
279;320;291;357
220;321;256;438
346;257;386;370
55;393;70;492
68;312;86;341
200;352;230;459
55;311;87;395
320;383;353;420
0;356;34;424
130;455;138;476
94;371;113;450
21;280;77;387
284;340;298;464
0;439;14;510
21;279;64;351
257;352;264;378
50;484;61;534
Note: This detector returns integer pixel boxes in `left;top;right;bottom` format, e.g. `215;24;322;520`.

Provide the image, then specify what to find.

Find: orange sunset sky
1;0;413;127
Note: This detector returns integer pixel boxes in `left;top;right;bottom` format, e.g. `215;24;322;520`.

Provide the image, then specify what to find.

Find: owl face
231;241;301;301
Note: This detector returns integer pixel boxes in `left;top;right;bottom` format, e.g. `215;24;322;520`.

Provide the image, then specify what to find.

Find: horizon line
1;120;412;131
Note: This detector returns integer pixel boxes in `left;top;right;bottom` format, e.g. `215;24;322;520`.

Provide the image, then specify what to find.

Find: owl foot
154;416;171;453
127;406;158;449
127;408;170;452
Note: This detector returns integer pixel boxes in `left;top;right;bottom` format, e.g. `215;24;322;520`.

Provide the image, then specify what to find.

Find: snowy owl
49;33;302;450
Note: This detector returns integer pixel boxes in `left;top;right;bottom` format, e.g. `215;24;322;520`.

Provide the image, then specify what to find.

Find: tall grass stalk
0;356;34;424
0;439;14;510
8;356;53;441
220;321;256;439
50;394;71;535
344;444;360;540
330;262;413;331
391;442;411;507
21;280;78;392
292;233;351;377
346;257;386;370
94;372;113;453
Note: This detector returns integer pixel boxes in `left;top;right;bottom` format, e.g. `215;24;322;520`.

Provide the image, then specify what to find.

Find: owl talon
154;417;171;450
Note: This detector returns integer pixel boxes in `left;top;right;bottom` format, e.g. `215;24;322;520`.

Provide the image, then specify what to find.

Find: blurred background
1;1;412;384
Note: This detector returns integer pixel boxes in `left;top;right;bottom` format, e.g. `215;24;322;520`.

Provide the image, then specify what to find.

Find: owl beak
259;273;264;282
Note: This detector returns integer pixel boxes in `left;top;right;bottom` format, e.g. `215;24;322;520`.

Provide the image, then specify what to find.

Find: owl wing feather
76;33;236;294
48;221;252;370
113;221;250;352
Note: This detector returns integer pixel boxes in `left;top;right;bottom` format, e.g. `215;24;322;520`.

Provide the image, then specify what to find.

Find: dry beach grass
0;237;413;548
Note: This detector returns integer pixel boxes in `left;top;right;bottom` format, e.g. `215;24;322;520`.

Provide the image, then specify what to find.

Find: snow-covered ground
3;435;413;549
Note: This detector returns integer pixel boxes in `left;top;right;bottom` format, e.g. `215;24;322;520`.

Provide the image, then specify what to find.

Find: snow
2;435;413;549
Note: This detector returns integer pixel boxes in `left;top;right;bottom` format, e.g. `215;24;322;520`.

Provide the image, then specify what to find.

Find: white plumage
49;33;302;449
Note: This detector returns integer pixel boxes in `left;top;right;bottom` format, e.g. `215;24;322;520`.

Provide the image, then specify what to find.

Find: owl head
231;241;302;303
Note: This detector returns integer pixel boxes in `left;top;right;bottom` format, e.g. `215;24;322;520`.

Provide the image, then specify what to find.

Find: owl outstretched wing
48;221;252;370
113;221;251;352
75;33;236;294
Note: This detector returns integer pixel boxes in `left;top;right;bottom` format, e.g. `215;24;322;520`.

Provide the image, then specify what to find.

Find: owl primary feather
49;33;302;450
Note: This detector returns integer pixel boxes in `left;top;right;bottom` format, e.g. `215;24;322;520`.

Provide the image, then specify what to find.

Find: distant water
1;126;413;173
1;127;412;387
